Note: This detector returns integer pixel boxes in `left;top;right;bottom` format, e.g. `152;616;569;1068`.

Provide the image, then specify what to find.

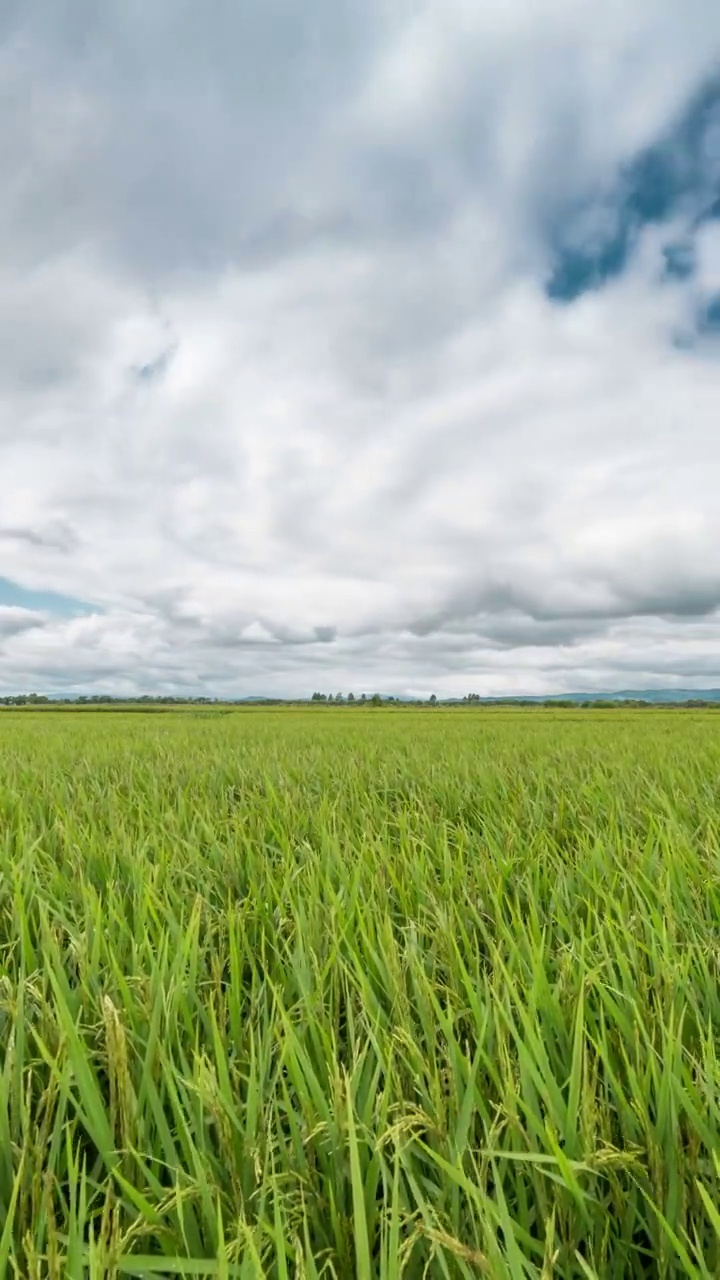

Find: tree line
1;692;718;709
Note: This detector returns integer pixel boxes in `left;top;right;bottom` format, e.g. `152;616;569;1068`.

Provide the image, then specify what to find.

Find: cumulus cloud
0;608;46;640
1;0;720;696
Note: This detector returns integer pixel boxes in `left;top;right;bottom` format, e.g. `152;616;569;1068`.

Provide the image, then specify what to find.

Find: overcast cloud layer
2;1;720;697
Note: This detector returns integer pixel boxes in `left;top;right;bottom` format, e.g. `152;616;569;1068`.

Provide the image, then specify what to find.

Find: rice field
1;706;720;1278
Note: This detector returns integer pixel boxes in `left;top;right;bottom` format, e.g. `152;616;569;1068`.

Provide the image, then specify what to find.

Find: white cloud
696;222;720;292
0;607;46;639
1;1;720;696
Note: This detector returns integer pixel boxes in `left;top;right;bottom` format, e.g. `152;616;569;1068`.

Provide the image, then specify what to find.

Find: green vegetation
1;707;719;1277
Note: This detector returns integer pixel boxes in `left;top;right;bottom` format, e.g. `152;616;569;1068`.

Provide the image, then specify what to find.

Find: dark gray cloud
400;565;720;651
0;0;388;282
0;522;79;552
0;607;46;639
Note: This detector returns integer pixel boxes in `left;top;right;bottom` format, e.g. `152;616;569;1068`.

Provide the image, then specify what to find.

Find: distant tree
371;693;382;706
429;694;437;705
347;692;355;702
360;693;367;703
336;692;344;704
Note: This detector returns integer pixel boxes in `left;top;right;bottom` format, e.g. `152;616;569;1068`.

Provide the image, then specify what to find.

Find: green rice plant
0;706;719;1276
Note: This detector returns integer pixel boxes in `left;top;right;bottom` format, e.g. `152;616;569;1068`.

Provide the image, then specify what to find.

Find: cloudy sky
1;1;720;698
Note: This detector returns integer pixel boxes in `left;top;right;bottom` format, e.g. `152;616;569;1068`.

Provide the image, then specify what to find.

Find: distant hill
460;690;720;705
548;690;720;704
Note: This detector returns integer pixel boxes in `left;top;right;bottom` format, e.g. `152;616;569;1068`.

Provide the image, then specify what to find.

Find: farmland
0;707;719;1277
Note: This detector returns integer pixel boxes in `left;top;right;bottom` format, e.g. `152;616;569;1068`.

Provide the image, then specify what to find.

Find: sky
1;2;720;699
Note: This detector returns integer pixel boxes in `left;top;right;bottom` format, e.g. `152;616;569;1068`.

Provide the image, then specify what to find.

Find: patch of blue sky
546;77;720;302
698;294;720;333
0;576;96;617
